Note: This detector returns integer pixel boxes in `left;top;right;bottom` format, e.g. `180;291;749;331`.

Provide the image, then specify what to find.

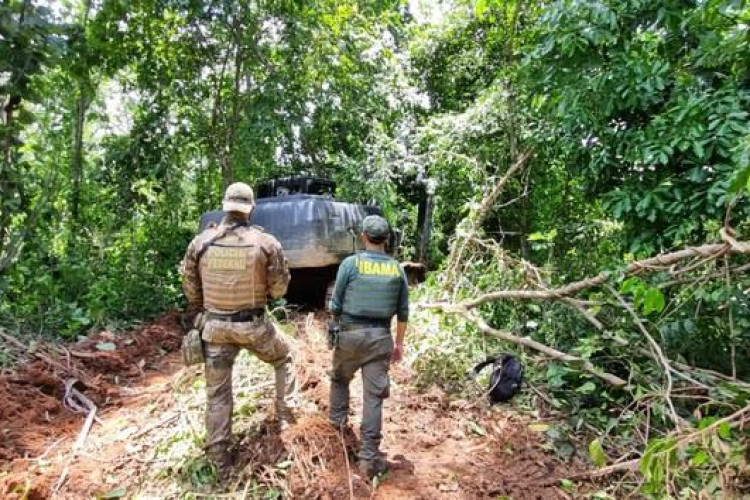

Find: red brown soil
228;314;586;499
0;312;589;499
0;312;184;499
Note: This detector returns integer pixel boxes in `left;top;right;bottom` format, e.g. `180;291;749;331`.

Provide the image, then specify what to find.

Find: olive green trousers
329;326;392;461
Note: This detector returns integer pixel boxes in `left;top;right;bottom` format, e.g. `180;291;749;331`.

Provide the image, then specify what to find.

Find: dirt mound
0;312;184;498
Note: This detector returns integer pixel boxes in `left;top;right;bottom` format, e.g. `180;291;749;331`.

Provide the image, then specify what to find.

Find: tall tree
0;0;60;273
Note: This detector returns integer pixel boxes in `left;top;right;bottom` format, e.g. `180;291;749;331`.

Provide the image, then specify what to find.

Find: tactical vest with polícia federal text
199;226;272;313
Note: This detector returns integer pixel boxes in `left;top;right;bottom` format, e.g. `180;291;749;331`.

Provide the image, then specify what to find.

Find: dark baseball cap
362;215;390;239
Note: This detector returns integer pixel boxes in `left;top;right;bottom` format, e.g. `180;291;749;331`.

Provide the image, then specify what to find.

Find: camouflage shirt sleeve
179;235;204;306
264;235;290;299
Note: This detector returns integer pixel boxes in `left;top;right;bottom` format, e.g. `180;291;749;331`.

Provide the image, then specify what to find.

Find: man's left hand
391;344;404;363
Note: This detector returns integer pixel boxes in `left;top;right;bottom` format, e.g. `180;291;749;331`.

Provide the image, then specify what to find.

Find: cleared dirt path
0;312;586;499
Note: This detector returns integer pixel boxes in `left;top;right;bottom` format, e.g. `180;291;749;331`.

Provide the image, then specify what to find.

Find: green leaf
528;229;557;242
95;342;117;352
717;422;731;440
643;287;665;315
699;417;719;430
692;141;704;160
728;165;750;194
588;438;607;467
576;381;596;394
620;277;643;295
98;487;127;499
690;450;709;467
559;478;575;492
475;0;488;18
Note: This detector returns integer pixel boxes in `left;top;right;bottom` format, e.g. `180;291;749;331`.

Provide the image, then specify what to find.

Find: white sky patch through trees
409;0;451;25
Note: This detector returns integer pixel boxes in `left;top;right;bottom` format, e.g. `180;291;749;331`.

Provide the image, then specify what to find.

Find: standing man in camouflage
180;182;296;478
328;215;409;478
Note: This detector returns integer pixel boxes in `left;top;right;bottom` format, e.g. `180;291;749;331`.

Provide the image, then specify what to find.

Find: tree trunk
71;91;90;223
70;0;92;224
0;0;31;271
221;15;246;190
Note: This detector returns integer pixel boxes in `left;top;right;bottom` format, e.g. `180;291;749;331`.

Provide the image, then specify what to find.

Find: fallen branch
132;413;179;440
474;150;534;229
52;380;98;497
63;378;104;425
435;239;750;310
671;359;750;389
420;300;626;386
444;150;533;291
568;459;639;480
337;428;355;500
672;403;750;449
606;284;682;428
0;329;82;377
63;348;116;359
462;308;626;387
569;404;750;483
658;261;750;288
34;437;66;463
421;232;750;392
724;256;738;379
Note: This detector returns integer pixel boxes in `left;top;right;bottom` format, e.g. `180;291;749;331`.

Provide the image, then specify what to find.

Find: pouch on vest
181;312;207;366
182;328;204;365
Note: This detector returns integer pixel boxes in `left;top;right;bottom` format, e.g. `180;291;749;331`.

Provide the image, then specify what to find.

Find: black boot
358;457;388;479
208;447;235;484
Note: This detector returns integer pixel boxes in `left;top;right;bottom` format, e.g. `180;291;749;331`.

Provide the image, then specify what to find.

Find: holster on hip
327;320;340;350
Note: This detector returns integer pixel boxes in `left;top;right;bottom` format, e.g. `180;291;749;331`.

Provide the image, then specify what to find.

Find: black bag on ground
469;353;524;404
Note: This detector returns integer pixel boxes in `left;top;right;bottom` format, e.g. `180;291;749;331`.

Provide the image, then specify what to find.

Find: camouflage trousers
329;325;393;461
202;316;296;459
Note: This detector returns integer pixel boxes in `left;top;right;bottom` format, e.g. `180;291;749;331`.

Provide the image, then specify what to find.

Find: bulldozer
199;176;389;307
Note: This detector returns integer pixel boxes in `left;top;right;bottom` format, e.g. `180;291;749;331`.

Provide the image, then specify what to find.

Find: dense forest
2;0;750;498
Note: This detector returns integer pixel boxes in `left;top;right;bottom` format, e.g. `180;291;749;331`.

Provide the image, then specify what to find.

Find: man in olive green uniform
328;215;409;478
180;182;296;477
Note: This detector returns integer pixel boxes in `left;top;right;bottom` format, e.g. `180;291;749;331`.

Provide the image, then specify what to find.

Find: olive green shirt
329;251;409;323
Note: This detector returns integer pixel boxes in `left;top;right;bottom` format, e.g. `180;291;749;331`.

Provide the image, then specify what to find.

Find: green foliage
2;1;750;495
410;311;484;394
521;0;750;253
588;438;607;468
621;277;665;316
0;0;413;336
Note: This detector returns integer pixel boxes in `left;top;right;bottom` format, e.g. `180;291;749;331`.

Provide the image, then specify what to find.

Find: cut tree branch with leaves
422;226;750;390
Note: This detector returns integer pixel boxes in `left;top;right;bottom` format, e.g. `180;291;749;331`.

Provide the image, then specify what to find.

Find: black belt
205;309;264;322
341;315;391;329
